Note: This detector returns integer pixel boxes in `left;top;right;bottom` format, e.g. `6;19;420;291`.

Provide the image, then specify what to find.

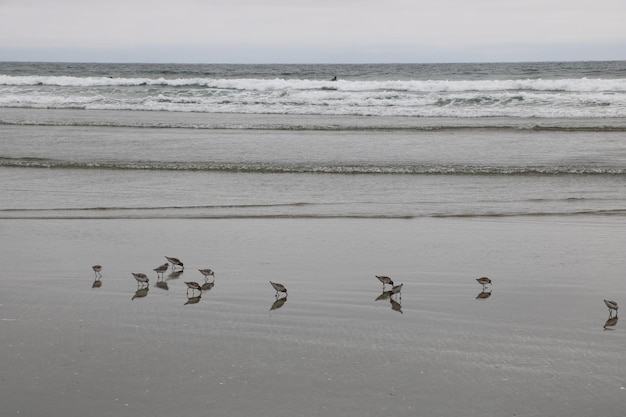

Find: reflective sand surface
2;217;625;416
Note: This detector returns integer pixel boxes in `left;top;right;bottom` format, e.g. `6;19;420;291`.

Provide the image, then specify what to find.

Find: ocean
1;60;625;220
2;61;626;417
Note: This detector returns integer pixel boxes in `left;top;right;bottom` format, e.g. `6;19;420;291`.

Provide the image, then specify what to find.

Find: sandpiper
92;265;102;278
375;275;394;289
390;283;403;296
270;281;287;297
153;263;169;278
132;273;149;287
476;277;492;288
165;256;184;271
199;269;215;279
185;281;202;295
604;299;618;316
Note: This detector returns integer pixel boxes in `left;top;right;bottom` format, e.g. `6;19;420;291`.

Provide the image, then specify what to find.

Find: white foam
1;74;626;118
2;74;626;92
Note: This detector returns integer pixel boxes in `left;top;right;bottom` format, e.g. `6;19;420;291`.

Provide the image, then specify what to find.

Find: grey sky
1;0;625;63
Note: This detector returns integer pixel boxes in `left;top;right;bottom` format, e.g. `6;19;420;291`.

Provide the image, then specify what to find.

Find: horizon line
2;58;625;66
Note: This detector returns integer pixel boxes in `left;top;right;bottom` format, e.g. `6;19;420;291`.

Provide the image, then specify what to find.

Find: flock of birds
90;256;297;308
90;260;619;321
89;256;408;310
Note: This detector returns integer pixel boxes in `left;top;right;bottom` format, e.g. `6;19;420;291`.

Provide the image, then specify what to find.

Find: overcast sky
1;0;625;63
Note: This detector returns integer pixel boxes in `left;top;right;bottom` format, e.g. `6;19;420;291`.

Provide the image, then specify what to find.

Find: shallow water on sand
2;216;625;416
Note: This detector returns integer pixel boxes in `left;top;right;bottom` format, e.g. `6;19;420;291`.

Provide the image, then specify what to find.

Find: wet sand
2;217;626;416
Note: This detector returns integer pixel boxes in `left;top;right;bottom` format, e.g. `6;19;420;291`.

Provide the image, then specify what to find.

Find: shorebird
604;299;618;316
185;281;202;295
390;283;403;296
375;275;394;289
153;263;169;278
476;277;492;289
198;269;215;279
165;256;184;271
132;273;149;287
92;265;102;278
270;281;287;297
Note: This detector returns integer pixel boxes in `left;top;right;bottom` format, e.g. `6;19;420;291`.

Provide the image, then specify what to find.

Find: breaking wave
2;74;626;118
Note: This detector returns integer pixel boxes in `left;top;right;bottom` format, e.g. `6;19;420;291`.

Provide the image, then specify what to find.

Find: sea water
0;61;625;219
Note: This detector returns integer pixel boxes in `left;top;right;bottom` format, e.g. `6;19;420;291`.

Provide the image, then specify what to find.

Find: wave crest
2;75;626;93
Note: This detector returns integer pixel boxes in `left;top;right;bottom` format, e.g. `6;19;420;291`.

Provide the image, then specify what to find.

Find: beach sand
2;217;625;416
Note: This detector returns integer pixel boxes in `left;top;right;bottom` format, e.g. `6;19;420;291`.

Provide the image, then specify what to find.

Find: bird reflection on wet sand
374;290;402;313
155;281;169;291
201;279;215;292
132;287;149;300
604;315;618;330
375;290;392;301
270;296;287;311
476;290;492;300
185;294;202;305
92;278;102;288
389;297;402;314
167;270;184;280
